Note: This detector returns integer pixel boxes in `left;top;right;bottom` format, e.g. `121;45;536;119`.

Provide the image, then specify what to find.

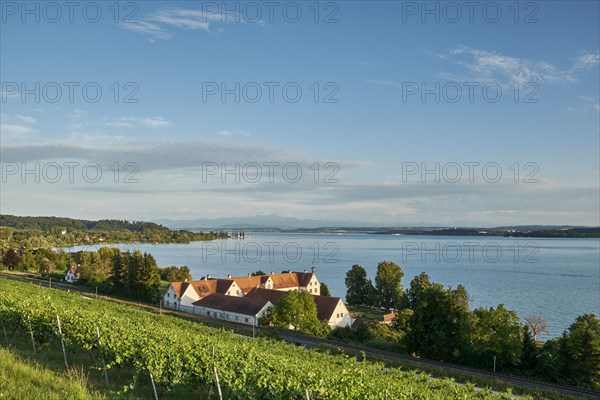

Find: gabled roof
313;296;343;321
170;282;186;299
245;288;343;322
296;272;315;286
270;272;299;289
187;280;217;298
192;294;271;316
65;264;80;276
245;287;287;303
227;275;263;293
378;313;396;323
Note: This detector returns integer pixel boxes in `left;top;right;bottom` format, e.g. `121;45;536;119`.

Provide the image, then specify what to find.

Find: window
227;291;230;295
236;290;240;295
245;318;249;323
167;293;170;298
207;311;210;316
309;288;312;293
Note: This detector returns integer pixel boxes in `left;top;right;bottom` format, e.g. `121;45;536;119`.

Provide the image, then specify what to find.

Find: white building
191;294;272;326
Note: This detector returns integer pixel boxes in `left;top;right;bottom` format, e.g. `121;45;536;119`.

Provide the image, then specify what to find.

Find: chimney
270;271;274;275
304;269;307;273
206;274;211;280
227;274;231;279
248;273;251;277
311;266;316;274
288;270;292;274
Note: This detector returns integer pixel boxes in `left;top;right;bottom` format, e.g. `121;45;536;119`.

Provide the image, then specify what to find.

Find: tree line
338;261;600;389
0;215;228;252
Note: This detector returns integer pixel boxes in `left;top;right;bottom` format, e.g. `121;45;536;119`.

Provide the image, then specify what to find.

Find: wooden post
49;277;52;288
213;366;223;400
1;320;8;343
96;326;109;385
305;389;310;400
212;345;223;400
148;369;159;400
27;316;36;353
56;315;68;368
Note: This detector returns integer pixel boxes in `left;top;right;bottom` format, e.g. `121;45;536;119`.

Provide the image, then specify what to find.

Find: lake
66;233;600;340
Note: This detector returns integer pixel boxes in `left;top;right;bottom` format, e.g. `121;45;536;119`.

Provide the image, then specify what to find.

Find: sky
1;0;599;227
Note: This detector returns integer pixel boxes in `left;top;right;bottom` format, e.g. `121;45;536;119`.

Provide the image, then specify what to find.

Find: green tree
374;261;404;310
521;324;538;373
403;273;471;361
134;252;161;303
251;270;266;276
38;258;55;277
159;266;193;282
320;281;331;296
111;251;130;294
345;264;377;307
561;314;600;386
537;338;561;382
271;290;329;337
468;305;523;369
17;251;35;271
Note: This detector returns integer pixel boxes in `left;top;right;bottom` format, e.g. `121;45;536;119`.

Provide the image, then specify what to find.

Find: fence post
148;368;159;400
27;316;36;353
56;315;68;368
96;326;109;385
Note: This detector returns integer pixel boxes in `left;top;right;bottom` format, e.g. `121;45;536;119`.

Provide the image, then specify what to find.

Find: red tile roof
170;282;186;299
192;294;271;316
227;276;263;293
245;288;342;321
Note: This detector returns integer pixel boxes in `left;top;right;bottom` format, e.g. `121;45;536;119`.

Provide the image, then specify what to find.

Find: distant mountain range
153;215;393;229
153;216;599;237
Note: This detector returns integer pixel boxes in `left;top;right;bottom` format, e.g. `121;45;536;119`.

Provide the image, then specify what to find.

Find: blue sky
1;1;599;226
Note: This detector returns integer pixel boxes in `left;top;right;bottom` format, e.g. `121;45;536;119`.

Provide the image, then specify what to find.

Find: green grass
0;346;102;400
347;305;389;320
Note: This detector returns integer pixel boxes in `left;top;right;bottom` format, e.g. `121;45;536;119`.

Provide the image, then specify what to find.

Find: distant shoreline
186;226;600;239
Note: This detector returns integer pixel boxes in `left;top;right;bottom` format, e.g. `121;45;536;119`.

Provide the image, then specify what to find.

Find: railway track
2;272;598;399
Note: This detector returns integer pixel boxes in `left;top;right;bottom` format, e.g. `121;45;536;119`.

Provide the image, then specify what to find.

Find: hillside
0;215;228;248
0;277;520;400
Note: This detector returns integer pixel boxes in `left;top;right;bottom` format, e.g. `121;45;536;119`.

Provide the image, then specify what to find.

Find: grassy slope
0;347;102;400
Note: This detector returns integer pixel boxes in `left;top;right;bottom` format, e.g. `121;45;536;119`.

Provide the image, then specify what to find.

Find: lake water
66;233;600;339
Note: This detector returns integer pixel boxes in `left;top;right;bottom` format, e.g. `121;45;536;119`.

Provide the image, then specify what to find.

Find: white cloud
149;9;214;31
218;129;251;136
15;114;37;124
0;124;39;143
68;116;171;130
121;7;260;39
435;46;598;85
119;20;171;40
573;51;600;70
140;117;170;128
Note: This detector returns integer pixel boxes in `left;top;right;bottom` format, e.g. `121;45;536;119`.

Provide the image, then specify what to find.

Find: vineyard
0;278;524;399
